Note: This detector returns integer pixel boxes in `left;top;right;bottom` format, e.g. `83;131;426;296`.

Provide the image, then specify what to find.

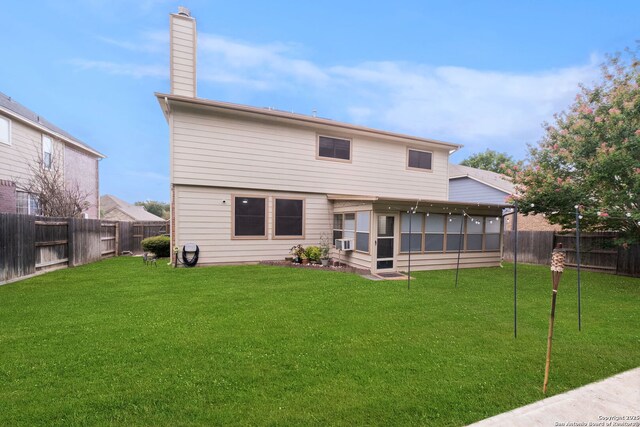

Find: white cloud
75;30;602;156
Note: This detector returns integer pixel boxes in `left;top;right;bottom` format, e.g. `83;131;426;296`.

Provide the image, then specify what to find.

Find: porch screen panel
485;216;501;250
425;214;445;252
356;211;370;252
401;212;422;252
445;214;463;252
466;217;483;251
234;197;266;236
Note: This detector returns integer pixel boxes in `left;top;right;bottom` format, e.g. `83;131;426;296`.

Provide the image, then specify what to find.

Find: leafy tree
135;200;170;219
460;149;523;174
510;50;640;242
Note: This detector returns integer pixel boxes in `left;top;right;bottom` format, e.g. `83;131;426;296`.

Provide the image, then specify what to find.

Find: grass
0;258;638;426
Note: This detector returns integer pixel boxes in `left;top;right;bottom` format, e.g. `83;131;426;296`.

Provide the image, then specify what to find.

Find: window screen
446;215;464;252
318;136;351;160
425;213;445;252
343;213;355;239
485;216;501;251
400;212;422;252
0;116;9;145
42;135;52;169
275;199;303;236
356;211;370;252
333;214;343;245
466;217;483;251
408;149;432;170
234;197;266;237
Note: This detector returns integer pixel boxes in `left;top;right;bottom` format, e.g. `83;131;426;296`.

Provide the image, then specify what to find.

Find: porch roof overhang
327;194;514;211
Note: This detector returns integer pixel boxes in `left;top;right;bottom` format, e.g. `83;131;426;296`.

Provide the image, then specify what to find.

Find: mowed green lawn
0;258;638;426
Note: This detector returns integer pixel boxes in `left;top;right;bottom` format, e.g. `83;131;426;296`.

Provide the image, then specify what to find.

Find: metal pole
455;213;463;288
514;204;518;339
576;206;582;331
408;208;412;290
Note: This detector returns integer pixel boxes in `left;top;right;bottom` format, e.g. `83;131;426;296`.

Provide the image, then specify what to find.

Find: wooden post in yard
543;242;566;394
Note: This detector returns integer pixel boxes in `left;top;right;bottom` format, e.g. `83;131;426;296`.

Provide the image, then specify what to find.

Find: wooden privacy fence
0;214;168;283
504;230;640;277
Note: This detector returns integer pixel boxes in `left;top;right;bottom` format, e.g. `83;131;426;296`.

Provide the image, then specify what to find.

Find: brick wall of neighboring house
0;179;16;213
508;213;563;231
64;145;99;219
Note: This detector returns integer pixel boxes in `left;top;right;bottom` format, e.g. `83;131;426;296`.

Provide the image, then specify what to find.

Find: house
100;194;166;221
449;163;515;205
156;8;510;273
0;92;105;218
449;163;560;231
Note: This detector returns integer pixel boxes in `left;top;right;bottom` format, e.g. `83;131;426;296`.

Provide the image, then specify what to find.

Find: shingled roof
100;195;165;221
449;163;515;194
0;91;104;158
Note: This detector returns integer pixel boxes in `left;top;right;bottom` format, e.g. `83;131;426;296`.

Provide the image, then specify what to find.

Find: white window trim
42;134;52;170
0;116;10;146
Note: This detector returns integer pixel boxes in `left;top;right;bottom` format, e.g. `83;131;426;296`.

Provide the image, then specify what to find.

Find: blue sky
1;0;638;203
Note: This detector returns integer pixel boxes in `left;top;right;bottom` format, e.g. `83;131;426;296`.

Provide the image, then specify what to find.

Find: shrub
304;245;322;263
141;235;171;258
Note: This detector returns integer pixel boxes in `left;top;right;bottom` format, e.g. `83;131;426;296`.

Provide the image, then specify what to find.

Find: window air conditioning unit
336;239;354;251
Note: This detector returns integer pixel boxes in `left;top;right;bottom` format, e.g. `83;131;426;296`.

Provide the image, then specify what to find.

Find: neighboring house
100;195;165;221
0;92;105;218
448;163;560;231
156;8;510;273
449;163;515;205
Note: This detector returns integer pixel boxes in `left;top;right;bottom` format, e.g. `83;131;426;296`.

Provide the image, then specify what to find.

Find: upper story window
233;196;266;238
407;148;432;171
42;135;53;169
318;135;351;162
0;116;10;145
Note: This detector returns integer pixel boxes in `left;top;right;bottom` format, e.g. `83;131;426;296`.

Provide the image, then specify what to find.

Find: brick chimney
170;6;197;97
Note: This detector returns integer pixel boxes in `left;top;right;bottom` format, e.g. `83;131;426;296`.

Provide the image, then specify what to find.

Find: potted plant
319;234;331;267
290;244;305;263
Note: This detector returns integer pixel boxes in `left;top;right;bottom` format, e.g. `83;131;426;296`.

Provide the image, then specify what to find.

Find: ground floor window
274;198;304;238
233;196;266;238
356;211;370;252
16;191;40;215
333;211;370;253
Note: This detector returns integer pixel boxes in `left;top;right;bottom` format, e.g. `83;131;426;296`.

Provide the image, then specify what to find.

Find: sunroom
328;195;511;273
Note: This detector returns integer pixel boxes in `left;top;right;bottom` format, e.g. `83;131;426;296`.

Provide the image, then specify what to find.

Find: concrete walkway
468;367;640;426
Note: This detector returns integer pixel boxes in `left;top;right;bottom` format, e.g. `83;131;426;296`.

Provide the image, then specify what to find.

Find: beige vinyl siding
329;248;371;270
170;15;196;97
174;185;332;265
397;251;501;270
0;114;64;183
171;106;450;200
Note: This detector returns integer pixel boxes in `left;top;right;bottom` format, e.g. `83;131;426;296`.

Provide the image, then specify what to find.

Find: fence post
67;219;75;267
115;221;120;256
